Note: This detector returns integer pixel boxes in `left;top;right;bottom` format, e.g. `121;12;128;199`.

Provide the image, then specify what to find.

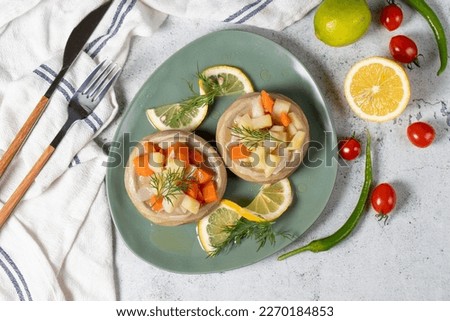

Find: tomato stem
376;213;389;225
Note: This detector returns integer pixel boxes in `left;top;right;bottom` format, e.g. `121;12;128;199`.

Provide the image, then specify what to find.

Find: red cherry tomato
380;4;403;31
338;137;361;161
371;183;397;217
407;121;436;148
389;35;419;64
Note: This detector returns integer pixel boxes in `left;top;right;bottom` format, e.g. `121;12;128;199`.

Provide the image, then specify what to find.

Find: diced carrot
133;154;155;176
142;141;159;153
185;182;199;199
196;189;205;204
167;143;189;165
280;112;292;127
189;149;204;165
149;195;163;212
261;90;274;114
230;144;250;160
194;166;214;184
202;181;218;204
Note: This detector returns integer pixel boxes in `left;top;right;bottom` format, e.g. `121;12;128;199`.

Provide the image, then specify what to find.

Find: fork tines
79;60;121;102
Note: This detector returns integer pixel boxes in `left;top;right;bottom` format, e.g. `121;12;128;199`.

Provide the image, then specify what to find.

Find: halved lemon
198;65;254;96
344;56;411;122
245;178;293;221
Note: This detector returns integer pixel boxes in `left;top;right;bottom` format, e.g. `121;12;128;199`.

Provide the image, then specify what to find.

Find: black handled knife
0;1;112;179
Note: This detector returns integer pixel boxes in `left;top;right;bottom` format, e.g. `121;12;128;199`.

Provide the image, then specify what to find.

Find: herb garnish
208;218;292;257
149;168;195;205
163;72;229;128
230;125;281;149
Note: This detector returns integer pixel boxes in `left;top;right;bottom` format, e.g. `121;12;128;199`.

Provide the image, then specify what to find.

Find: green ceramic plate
106;30;337;273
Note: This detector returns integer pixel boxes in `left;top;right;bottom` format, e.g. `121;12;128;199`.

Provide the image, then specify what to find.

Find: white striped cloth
144;0;322;31
0;0;319;300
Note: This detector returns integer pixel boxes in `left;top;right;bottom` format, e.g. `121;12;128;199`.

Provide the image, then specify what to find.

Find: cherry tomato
389;35;418;64
380;3;403;31
407;121;436;148
371;183;397;217
338;137;361;161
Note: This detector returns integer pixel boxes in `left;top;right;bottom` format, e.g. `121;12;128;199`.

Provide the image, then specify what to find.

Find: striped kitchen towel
0;0;166;300
0;0;320;301
144;0;322;31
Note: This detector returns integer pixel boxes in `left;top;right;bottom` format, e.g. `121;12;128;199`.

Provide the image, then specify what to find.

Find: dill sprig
208;218;292;257
165;93;215;128
149;168;195;205
196;71;232;96
164;71;225;128
230;125;281;149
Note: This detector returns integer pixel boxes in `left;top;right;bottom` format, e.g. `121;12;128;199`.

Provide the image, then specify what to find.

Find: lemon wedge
199;65;254;96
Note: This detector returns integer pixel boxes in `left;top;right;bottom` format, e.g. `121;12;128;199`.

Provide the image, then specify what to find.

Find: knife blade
0;1;112;179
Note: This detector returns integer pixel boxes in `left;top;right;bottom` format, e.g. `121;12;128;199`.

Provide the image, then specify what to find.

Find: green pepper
405;0;447;75
278;133;372;260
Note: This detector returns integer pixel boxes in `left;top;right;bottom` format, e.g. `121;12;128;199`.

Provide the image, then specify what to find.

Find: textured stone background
106;0;450;300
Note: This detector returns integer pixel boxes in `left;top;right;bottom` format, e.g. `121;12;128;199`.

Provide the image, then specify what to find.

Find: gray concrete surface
107;0;450;300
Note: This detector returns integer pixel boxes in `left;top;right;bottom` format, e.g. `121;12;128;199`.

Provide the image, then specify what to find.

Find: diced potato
136;186;155;202
251;114;272;129
270;125;285;132
264;154;281;177
181;195;201;214
251;99;265;118
138;175;152;185
287;131;307;150
273;99;291;122
148;152;165;173
287;123;298;138
288;112;305;131
270;130;288;142
235;113;253;129
166;158;185;171
162;193;184;213
253;146;267;170
263;139;278;153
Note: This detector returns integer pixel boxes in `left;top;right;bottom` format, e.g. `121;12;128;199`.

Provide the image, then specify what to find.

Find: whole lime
314;0;372;47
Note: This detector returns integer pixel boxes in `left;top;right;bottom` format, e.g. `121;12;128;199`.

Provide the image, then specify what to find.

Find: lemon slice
199;65;254;96
197;200;241;254
344;56;411;122
146;102;207;131
245;178;293;221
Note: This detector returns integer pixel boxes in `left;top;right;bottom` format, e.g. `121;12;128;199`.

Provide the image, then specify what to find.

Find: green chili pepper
405;0;447;76
278;133;372;261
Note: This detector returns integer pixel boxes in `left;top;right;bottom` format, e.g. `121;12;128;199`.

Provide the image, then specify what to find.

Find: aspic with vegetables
123;64;312;256
216;91;310;183
124;130;227;226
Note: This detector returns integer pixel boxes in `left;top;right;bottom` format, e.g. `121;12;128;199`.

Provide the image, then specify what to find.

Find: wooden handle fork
0;96;49;179
0;145;55;228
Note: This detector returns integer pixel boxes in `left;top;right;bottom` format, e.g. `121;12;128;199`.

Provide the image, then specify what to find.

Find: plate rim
106;29;338;273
